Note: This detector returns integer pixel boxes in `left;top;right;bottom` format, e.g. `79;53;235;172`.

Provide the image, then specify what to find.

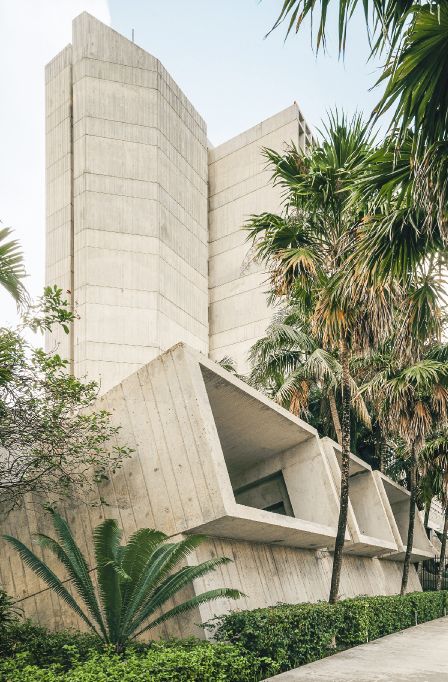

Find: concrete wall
0;346;423;640
46;14;209;393
45;45;74;365
208;104;313;371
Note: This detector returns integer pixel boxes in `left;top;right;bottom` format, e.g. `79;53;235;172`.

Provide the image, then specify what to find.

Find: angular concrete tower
45;13;312;392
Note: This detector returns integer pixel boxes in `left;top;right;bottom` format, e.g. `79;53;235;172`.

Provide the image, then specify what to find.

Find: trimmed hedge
0;643;278;682
215;591;448;672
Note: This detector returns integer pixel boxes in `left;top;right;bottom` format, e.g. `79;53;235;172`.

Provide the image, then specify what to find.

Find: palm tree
4;509;241;652
270;1;448;236
246;112;396;602
420;429;448;590
248;305;370;445
363;347;448;593
0;227;27;305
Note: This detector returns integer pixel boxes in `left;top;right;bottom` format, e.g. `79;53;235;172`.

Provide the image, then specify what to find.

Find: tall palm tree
0;227;27;305
248;305;370;445
420;428;448;590
4;510;241;652
246;112;396;602
270;1;448;236
363;347;448;593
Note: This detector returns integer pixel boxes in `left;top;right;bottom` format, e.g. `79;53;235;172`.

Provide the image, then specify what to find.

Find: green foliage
0;288;131;509
4;509;242;652
0;226;27;305
0;622;102;670
0;589;20;634
0;640;276;682
214;601;342;671
215;591;448;672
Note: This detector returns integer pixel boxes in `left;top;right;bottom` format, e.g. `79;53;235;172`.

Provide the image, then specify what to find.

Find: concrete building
0;13;436;640
0;345;432;638
45;13;312;392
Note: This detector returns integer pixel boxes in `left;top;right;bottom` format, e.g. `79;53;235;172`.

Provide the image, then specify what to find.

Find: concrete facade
6;14;431;640
0;345;428;639
45;14;313;389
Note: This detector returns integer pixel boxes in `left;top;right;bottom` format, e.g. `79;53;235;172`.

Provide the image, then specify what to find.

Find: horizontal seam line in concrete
72;117;207;177
209;282;269;305
210;313;271;337
74;248;208;295
76;292;209;327
209;169;271;203
74;233;208;267
208;118;299;165
73;135;208;198
208;181;278;212
72;56;206;128
73;70;206;141
72;172;206;228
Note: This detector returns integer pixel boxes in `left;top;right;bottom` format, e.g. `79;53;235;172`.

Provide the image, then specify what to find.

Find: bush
0;642;278;682
216;591;448;672
0;622;102;669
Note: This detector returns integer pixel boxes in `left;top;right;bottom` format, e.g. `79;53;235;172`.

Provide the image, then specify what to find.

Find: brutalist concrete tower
45;13;313;393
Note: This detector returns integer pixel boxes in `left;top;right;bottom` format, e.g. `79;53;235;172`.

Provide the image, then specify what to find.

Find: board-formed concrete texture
208;104;313;371
0;345;423;638
321;438;399;557
45;14;314;391
46;13;209;394
374;471;436;562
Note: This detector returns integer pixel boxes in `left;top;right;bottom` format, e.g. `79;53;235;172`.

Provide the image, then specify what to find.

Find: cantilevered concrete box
374;472;436;562
121;343;344;549
0;344;424;638
321;438;398;557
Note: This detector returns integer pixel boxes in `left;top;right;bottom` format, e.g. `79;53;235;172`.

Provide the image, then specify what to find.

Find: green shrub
0;643;278;682
214;601;344;671
0;622;101;669
215;591;448;672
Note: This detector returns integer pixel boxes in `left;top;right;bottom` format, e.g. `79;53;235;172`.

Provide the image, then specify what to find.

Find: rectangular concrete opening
199;364;338;530
349;471;395;544
382;479;429;554
234;471;294;516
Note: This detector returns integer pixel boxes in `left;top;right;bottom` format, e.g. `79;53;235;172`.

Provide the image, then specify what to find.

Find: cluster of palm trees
241;107;448;603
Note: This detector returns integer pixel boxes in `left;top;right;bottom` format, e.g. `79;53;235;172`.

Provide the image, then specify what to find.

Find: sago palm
246;112;395;603
4;509;241;652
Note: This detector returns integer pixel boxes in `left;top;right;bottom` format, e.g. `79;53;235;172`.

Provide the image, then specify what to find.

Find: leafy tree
246;112;399;602
0;287;131;510
4;509;242;652
0;227;27;305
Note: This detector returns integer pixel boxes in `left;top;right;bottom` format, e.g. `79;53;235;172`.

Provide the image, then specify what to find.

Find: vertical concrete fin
45;44;73;365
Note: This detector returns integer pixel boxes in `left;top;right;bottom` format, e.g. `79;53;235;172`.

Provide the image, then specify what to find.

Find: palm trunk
424;503;431;538
329;392;342;446
436;505;448;591
329;340;351;604
400;447;417;595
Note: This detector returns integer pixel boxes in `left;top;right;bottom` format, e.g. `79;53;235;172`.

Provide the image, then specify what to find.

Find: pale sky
0;0;385;328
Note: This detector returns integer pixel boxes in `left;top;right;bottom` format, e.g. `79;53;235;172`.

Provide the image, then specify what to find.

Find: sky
0;0;386;328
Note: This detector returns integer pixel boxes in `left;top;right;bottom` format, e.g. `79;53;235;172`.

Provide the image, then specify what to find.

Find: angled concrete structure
321;438;398;557
6;14;432;640
0;346;424;638
374;471;436;562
